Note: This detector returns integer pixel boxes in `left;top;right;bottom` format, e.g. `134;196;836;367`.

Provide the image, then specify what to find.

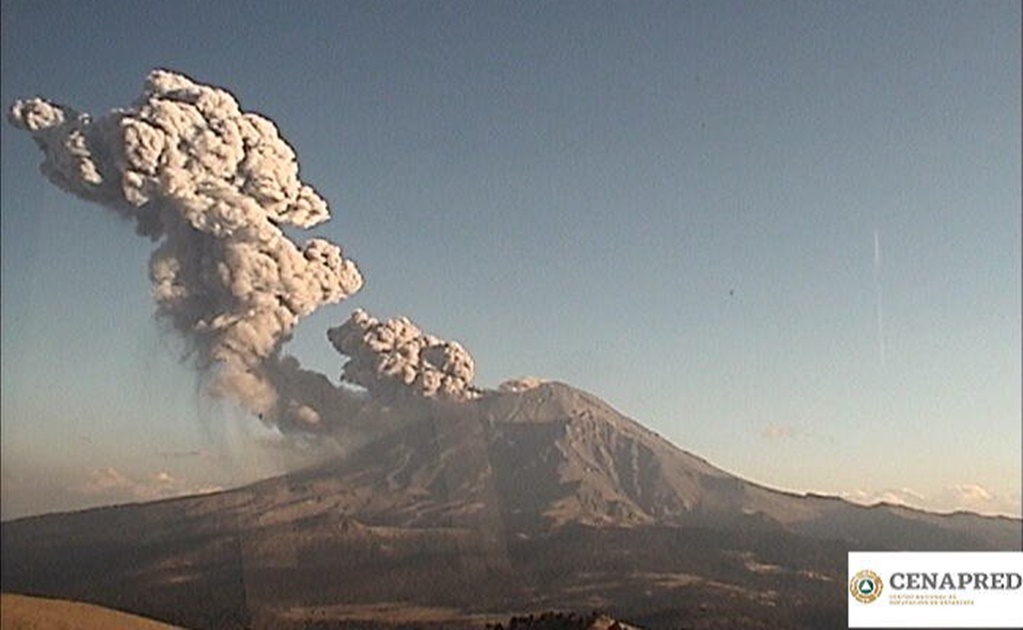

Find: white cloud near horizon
760;424;798;440
78;466;221;503
841;483;1020;517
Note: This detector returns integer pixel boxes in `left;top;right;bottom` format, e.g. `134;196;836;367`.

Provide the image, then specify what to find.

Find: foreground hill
3;382;1019;629
0;593;183;630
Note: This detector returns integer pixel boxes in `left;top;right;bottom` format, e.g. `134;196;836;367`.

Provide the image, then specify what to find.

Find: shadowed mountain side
2;382;1020;629
477;383;1021;550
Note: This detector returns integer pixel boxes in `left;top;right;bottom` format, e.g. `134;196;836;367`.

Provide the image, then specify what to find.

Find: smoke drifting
329;309;479;402
7;70;372;426
9;70;485;432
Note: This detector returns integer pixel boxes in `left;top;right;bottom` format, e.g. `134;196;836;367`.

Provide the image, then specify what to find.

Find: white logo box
849;552;1023;628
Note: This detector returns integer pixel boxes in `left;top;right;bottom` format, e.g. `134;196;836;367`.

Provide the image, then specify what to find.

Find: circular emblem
850;569;884;604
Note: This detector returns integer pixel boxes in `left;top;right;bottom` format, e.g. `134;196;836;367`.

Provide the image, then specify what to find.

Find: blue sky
2;0;1019;519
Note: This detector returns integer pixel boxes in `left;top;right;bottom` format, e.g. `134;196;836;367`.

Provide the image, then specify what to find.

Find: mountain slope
2;382;1019;629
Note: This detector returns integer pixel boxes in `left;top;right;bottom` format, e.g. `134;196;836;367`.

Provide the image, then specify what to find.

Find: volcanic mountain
2;382;1020;629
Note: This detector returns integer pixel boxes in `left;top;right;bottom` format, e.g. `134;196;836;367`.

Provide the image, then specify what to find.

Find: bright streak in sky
874;227;886;367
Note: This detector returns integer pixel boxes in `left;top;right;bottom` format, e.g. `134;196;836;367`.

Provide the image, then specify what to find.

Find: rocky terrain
3;382;1020;629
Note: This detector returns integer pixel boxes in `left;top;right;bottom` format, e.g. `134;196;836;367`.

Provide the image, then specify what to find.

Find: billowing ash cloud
329;309;479;401
8;70;363;424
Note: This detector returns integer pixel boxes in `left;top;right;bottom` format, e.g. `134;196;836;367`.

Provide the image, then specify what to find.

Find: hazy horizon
2;0;1020;520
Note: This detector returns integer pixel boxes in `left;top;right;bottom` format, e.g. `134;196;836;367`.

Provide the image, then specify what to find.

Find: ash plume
329;309;480;402
8;70;364;426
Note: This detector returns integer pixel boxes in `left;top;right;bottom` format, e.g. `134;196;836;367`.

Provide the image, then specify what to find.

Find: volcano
2;382;1020;629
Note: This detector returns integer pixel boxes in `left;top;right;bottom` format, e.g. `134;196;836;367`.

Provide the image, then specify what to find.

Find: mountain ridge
3;381;1019;629
5;381;1014;528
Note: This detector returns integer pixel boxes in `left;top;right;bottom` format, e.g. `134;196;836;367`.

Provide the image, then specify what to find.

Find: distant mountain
3;382;1019;629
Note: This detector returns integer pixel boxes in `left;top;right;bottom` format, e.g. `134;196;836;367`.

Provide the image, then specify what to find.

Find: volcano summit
3;381;1019;629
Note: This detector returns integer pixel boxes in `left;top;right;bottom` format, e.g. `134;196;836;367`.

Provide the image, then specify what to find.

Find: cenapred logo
850;569;884;604
850;552;1023;628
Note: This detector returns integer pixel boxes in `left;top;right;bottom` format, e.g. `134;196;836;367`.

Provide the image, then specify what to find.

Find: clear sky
2;0;1019;520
